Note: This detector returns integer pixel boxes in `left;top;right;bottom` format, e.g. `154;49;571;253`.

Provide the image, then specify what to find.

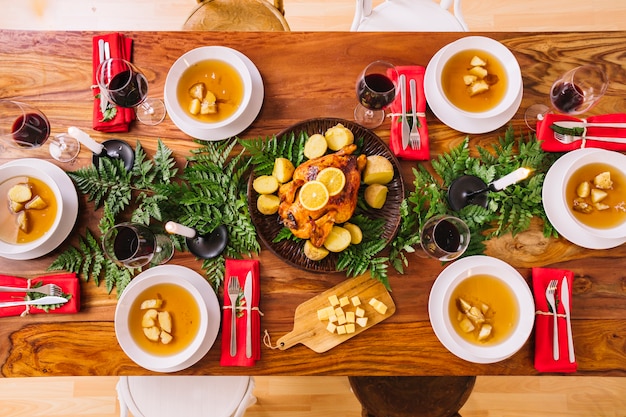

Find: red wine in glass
11;112;50;148
420;215;470;261
550;82;584;113
107;69;149;108
357;73;396;110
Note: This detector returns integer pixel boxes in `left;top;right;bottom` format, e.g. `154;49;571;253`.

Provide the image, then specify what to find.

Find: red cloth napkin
532;267;577;373
92;33;136;132
537;113;626;152
220;259;261;366
388;66;430;160
0;273;80;316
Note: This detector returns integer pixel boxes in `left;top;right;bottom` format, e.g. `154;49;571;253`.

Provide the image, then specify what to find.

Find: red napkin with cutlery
388;66;430;160
92;33;136;132
0;272;80;317
532;267;577;373
536;113;626;152
220;259;261;366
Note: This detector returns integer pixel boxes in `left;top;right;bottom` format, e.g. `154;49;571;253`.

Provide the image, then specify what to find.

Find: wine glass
48;133;81;163
96;58;166;126
420;215;470;261
0;100;50;149
354;61;398;129
102;222;174;268
524;64;609;130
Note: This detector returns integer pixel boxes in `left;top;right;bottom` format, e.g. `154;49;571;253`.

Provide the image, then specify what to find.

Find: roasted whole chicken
278;144;366;247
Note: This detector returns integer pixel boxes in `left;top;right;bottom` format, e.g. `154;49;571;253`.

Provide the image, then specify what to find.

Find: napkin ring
387;112;426;118
535;309;565;318
223;305;264;319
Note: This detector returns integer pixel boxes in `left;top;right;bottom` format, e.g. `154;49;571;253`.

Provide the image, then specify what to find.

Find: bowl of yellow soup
433;36;522;120
115;265;218;373
561;149;626;239
164;46;254;138
0;161;65;258
428;255;534;363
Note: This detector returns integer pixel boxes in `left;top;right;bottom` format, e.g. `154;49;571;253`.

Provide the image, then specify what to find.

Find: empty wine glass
420;215;470;261
102;222;174;268
0;100;50;149
524;64;609;130
96;58;166;126
354;61;398;129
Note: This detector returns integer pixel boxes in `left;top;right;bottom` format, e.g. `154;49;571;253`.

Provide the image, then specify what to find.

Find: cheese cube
339;296;350;307
326;322;337;333
328;294;339;306
355;307;365;318
317;308;330;321
369;298;379;307
356;317;369;327
337;314;347;325
351;296;361;307
334;307;345;317
336;325;347;335
374;300;388;315
328;314;338;323
346;323;356;334
346;311;355;323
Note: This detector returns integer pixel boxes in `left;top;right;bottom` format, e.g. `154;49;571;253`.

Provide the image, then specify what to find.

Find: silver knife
399;74;410;150
243;271;253;359
0;296;68;308
561;277;575;363
553;121;626;130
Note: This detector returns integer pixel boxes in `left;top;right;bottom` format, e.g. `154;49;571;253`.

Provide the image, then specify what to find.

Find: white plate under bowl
0;158;78;260
428;255;535;364
115;265;220;373
543;148;626;249
165;47;263;141
425;42;523;134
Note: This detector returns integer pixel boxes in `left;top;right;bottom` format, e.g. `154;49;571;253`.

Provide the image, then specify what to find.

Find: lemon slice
316;167;346;196
298;180;329;211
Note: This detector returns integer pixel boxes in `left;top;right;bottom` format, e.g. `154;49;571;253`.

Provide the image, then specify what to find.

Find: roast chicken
278;144;366;248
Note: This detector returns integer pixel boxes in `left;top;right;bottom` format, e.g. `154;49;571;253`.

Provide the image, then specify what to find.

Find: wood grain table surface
0;30;625;377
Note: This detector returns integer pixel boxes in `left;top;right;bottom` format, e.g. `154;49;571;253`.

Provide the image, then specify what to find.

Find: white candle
165;221;197;239
67;126;105;155
491;168;532;191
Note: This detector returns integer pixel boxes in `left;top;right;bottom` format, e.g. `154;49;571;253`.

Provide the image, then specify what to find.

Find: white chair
117;376;256;417
351;0;468;32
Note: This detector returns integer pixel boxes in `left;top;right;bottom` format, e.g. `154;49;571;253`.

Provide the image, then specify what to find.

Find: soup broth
0;176;58;244
566;162;626;229
448;274;518;346
441;49;508;113
177;59;244;123
128;283;201;356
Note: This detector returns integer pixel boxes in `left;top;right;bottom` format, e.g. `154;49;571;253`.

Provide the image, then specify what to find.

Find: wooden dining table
1;29;625;377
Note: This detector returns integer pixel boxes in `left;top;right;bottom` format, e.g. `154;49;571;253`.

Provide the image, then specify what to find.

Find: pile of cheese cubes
317;293;388;335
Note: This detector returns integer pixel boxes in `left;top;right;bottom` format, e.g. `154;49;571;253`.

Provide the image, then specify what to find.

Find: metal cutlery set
398;74;421;151
228;272;254;358
0;283;68;308
97;38;112;114
552;120;626;144
545;277;575;363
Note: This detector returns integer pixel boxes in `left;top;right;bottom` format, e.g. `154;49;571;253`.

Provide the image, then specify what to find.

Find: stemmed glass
0;99;80;162
354;61;398;129
420;215;470;261
525;64;609;130
96;58;166;126
102;222;174;268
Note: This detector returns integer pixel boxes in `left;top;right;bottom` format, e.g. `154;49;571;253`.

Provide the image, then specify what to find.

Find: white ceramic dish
115;265;220;373
428;255;535;364
433;36;522;119
0;158;78;260
164;47;263;141
543;148;626;249
425;39;523;134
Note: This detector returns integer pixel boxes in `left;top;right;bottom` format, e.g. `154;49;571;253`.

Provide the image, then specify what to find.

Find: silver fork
409;78;421;150
227;276;241;357
545;279;559;361
553;132;626;145
0;284;63;297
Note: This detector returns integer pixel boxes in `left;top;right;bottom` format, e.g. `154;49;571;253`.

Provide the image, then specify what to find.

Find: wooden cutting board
276;273;396;353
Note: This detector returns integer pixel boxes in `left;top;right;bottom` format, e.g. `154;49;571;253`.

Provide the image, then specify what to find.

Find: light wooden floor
2;0;626;416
